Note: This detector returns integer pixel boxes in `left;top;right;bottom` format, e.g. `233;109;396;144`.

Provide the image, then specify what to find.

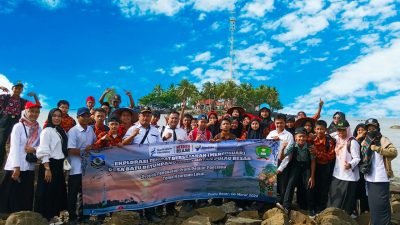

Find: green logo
256;146;271;159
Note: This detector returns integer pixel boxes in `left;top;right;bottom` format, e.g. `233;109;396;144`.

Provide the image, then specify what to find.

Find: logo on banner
149;145;175;156
176;144;191;153
90;154;106;168
255;146;272;160
193;143;217;152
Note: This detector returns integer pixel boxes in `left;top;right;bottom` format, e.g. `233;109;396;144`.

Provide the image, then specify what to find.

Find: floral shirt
311;135;336;164
94;131;123;148
0;94;27;116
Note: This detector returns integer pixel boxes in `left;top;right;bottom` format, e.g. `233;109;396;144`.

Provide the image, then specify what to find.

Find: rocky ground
1;194;400;225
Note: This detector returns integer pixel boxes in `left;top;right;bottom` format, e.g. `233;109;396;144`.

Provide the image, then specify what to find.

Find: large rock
390;125;400;129
262;208;284;220
220;201;239;214
5;211;48;225
225;217;262;225
315;208;357;225
289;210;315;224
356;212;370;225
237;211;259;220
392;194;400;202
261;213;290;225
106;211;141;225
196;206;226;222
0;220;5;225
181;215;211;225
392;201;400;213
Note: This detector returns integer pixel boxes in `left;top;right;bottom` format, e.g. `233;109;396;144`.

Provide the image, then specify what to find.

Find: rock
181;215;211;225
5;211;48;225
237;211;259;220
261;213;290;225
0;220;5;225
262;208;284;220
392;212;400;225
225;217;262;225
315;208;357;225
178;209;198;218
392;194;400;202
289;210;315;224
196;206;226;222
390;125;400;129
316;215;348;225
356;212;370;225
106;211;141;225
220;201;239;214
393;201;400;213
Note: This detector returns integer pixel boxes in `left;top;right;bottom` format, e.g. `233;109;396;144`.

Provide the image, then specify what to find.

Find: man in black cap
0;81;40;168
361;118;397;225
278;127;316;216
98;88;135;114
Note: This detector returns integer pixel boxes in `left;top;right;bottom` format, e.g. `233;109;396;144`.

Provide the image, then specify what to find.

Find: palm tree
153;84;163;96
177;79;198;104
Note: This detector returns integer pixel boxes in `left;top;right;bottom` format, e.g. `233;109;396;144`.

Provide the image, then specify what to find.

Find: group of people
0;83;397;225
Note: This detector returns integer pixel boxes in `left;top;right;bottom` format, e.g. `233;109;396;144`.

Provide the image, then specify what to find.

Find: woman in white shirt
34;108;68;221
328;119;360;215
0;102;41;213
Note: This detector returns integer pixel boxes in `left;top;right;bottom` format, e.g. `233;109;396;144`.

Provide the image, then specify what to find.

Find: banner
82;139;279;215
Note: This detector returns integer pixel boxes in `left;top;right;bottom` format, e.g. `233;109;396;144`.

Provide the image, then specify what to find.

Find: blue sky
0;0;399;118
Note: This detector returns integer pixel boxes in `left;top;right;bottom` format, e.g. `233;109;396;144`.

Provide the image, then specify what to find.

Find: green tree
177;79;198;103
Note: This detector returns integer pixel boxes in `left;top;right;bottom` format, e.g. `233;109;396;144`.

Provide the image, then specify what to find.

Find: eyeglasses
333;116;341;119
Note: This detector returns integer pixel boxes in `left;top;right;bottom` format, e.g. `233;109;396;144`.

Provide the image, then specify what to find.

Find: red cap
86;96;95;102
25;101;41;109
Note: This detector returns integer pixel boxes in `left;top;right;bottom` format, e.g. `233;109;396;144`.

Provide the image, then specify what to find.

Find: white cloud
213;42;224;49
238;20;256;33
235;42;283;71
272;1;343;45
155;68;166;74
241;0;274;18
37;93;49;108
190;68;203;78
289;0;323;14
171;66;189;76
86;81;101;88
35;0;64;9
211;21;221;30
119;65;134;72
174;43;185;49
339;0;397;31
0;74;13;92
192;51;212;63
304;38;322;46
192;0;236;12
284;38;400;117
112;0;186;17
198;12;206;21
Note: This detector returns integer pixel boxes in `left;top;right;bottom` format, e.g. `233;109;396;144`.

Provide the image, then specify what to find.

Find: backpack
346;137;356;153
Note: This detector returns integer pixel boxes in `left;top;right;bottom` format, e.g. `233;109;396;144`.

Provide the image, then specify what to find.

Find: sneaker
350;214;358;219
308;210;316;217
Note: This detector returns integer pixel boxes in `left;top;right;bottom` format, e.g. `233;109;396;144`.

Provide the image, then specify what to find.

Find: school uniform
124;123;162;144
328;137;360;214
266;129;294;203
34;127;67;220
67;123;96;222
282;143;315;211
159;125;188;142
0;122;40;213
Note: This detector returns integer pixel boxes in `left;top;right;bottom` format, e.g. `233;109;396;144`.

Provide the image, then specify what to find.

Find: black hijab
230;118;243;138
259;107;273;130
353;123;367;143
328;111;346;134
246;119;263;140
47;108;68;157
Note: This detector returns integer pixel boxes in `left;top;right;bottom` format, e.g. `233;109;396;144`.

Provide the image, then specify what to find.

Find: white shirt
365;151;389;182
4;122;41;171
333;138;360;181
159;125;188;142
36;127;65;163
266;129;294;172
124;123;162;144
67;124;96;175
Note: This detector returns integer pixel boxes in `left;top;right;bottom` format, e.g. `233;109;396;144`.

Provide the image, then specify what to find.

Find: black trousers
283;162;314;210
355;174;369;213
34;159;67;220
328;177;357;215
367;182;391;225
68;174;82;221
0;115;19;168
0;170;35;213
314;162;333;212
276;160;290;204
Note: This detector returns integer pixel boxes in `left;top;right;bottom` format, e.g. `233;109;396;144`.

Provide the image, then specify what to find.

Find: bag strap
160;126;166;137
22;122;28;138
140;127;151;144
347;137;356;153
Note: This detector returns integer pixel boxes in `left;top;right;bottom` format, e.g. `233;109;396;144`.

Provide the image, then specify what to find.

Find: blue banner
82;139;279;215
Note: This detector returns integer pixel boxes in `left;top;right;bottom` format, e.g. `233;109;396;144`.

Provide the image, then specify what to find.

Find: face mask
367;130;378;137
